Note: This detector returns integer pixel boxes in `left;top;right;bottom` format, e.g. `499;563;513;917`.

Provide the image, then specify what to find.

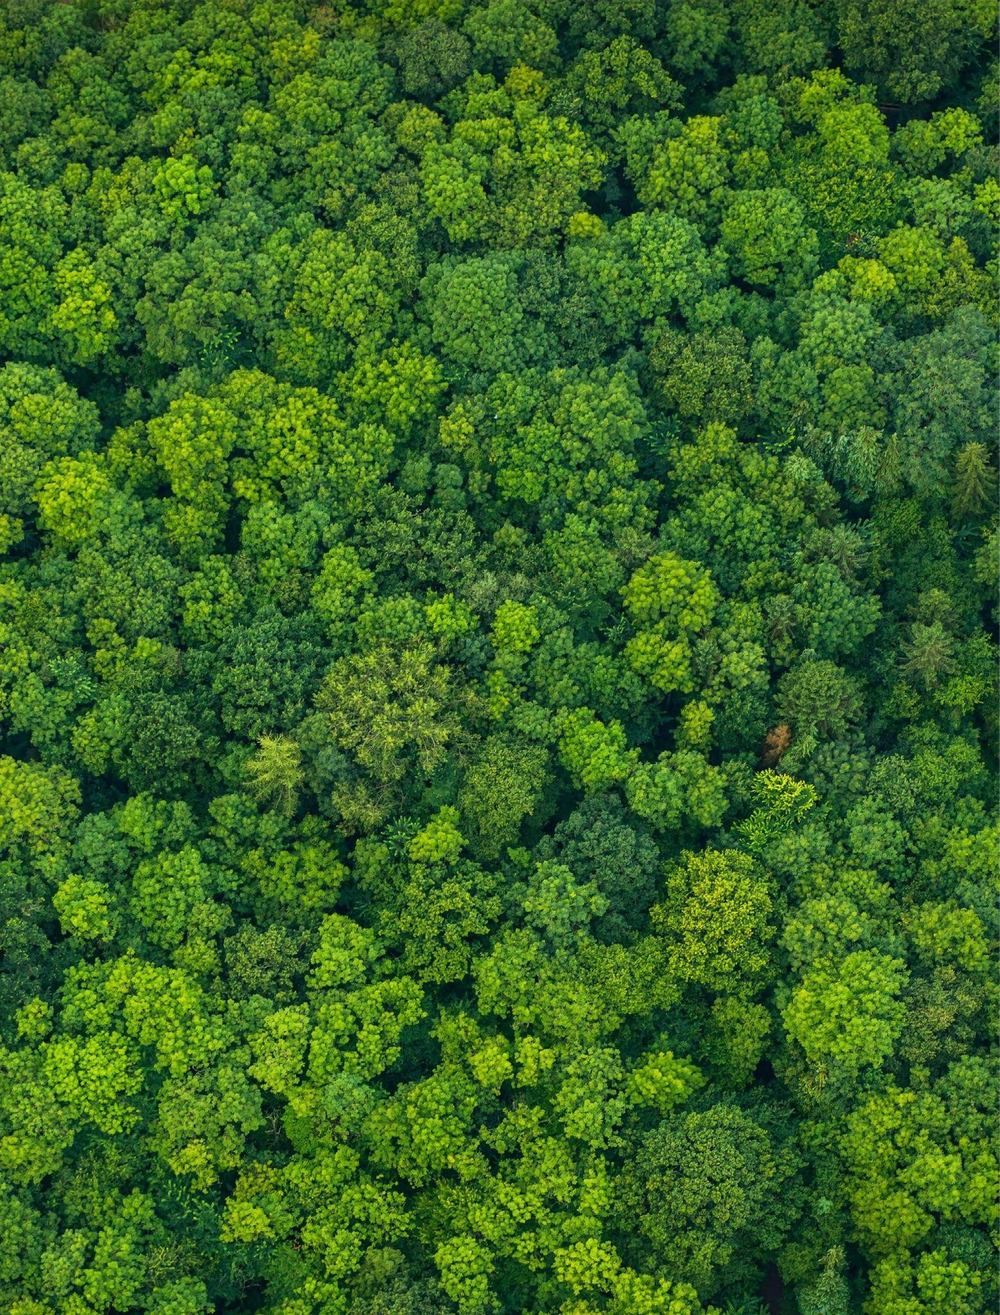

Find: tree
950;442;993;520
616;1104;802;1294
568;209;717;344
651;849;776;995
534;793;661;942
568;37;681;133
317;642;462;790
245;735;305;816
902;621;957;690
721;188;819;290
638;115;730;227
0;756;80;860
832;0;994;103
273;228;405;383
625;750;728;834
783;949;909;1078
558;708;638;792
622;551;719;694
839;1057;997;1256
459;736;550;856
419;252;549;375
482;365;656;534
416;76;606;247
0;172;67;361
386;18;473;99
649;326;754;426
796;1247;851;1315
776;660;865;746
0;361;100;530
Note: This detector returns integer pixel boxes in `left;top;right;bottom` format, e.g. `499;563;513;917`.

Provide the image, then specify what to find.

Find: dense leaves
0;2;996;1315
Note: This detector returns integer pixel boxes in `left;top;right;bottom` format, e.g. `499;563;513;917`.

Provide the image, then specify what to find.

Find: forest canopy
0;1;997;1314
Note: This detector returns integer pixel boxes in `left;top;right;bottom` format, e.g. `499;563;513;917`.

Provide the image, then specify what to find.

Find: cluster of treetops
0;0;997;1313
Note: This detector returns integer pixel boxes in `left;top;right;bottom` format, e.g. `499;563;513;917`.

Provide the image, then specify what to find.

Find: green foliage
652;849;776;995
616;1104;802;1295
783;949;909;1078
459;735;549;856
0;5;993;1315
245;734;305;816
720;187;819;290
623;551;719;694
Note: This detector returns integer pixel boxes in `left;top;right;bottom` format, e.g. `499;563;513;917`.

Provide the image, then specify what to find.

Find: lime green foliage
652;850;777;995
0;4;994;1315
623;551;719;693
783;949;909;1075
245;734;305;815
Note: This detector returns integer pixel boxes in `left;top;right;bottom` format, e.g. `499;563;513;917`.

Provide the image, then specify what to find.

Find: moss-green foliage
0;2;995;1313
